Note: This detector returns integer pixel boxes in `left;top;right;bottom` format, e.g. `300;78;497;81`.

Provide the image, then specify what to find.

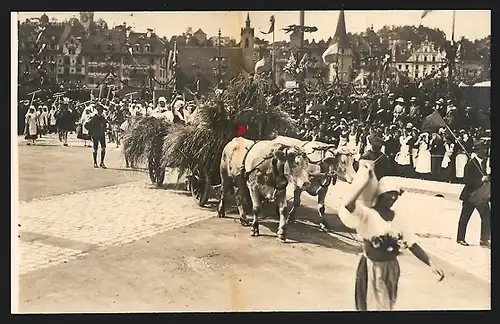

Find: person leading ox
339;166;444;311
218;138;310;242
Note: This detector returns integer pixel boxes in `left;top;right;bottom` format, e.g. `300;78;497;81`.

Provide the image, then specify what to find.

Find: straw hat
396;97;405;103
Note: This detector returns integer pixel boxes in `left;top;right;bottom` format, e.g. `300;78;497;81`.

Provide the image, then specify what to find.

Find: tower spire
246;12;251;28
333;9;350;49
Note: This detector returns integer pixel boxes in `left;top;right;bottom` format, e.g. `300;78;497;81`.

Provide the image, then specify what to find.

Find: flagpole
451;10;456;42
272;24;275;86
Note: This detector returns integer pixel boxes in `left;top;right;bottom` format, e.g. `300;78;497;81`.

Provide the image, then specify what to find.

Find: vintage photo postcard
12;10;490;313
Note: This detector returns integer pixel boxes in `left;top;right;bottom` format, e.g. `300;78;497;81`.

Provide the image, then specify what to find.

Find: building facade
392;38;446;79
18;12;169;94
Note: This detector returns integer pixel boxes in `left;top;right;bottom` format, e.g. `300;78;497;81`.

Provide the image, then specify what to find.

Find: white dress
415;142;431;174
25;113;38;137
347;133;358;153
395;135;411;166
49;110;57;126
441;143;455;169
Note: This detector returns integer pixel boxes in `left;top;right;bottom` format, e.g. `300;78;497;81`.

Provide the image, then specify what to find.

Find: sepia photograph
12;9;490;313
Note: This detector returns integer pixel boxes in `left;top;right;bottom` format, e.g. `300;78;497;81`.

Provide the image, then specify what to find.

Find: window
405;64;409;70
398;64;402;69
76;67;82;74
58;57;63;64
76;57;82;65
70;67;75;74
134;44;140;52
415;65;419;70
432;56;436;62
145;44;151;52
424;56;428;62
415;55;419;61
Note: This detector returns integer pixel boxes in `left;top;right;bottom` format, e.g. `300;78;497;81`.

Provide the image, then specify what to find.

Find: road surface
13;134;490;312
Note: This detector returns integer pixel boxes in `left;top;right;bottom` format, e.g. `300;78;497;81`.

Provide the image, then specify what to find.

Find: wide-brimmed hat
388;93;395;98
396;97;405;103
158;96;166;102
410;97;417;101
406;123;413;129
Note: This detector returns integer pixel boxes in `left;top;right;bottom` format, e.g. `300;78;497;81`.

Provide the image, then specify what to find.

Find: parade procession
14;10;490;313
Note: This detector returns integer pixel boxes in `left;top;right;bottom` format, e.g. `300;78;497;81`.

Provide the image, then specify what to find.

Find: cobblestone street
17;181;213;275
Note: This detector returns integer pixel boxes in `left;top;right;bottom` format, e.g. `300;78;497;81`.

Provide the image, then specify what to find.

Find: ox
273;136;356;231
218;138;311;241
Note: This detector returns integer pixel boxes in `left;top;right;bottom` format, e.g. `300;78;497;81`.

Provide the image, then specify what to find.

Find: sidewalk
396;177;463;199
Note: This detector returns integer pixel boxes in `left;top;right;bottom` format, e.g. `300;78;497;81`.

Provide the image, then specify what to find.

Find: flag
254;57;267;73
298;53;309;67
283;52;296;74
260;15;275;35
322;43;339;64
422;111;447;132
421;10;434;19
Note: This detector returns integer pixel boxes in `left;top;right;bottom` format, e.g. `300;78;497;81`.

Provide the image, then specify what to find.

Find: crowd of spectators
276;88;491;184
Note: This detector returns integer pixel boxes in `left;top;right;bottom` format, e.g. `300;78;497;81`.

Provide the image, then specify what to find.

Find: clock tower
79;11;94;32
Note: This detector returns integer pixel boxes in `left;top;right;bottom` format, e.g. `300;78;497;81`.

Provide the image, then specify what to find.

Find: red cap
236;124;248;137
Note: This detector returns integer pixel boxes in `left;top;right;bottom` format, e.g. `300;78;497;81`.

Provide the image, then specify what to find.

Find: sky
16;10;491;43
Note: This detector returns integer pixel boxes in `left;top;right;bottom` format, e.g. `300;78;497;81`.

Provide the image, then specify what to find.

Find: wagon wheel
189;164;210;207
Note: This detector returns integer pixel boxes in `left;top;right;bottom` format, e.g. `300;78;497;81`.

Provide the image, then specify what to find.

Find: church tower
328;9;353;83
79;11;94;33
240;12;255;72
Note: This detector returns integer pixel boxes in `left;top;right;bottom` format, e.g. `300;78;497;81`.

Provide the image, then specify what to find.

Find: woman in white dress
440;134;456;182
48;107;57;134
395;127;412;177
24;106;38;145
77;105;94;147
455;131;470;181
414;132;431;179
346;123;359;154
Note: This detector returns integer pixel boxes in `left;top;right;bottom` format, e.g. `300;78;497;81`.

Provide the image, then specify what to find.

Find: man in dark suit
456;140;491;248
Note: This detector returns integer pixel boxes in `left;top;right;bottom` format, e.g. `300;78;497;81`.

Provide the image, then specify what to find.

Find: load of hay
122;116;172;167
161;74;297;182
